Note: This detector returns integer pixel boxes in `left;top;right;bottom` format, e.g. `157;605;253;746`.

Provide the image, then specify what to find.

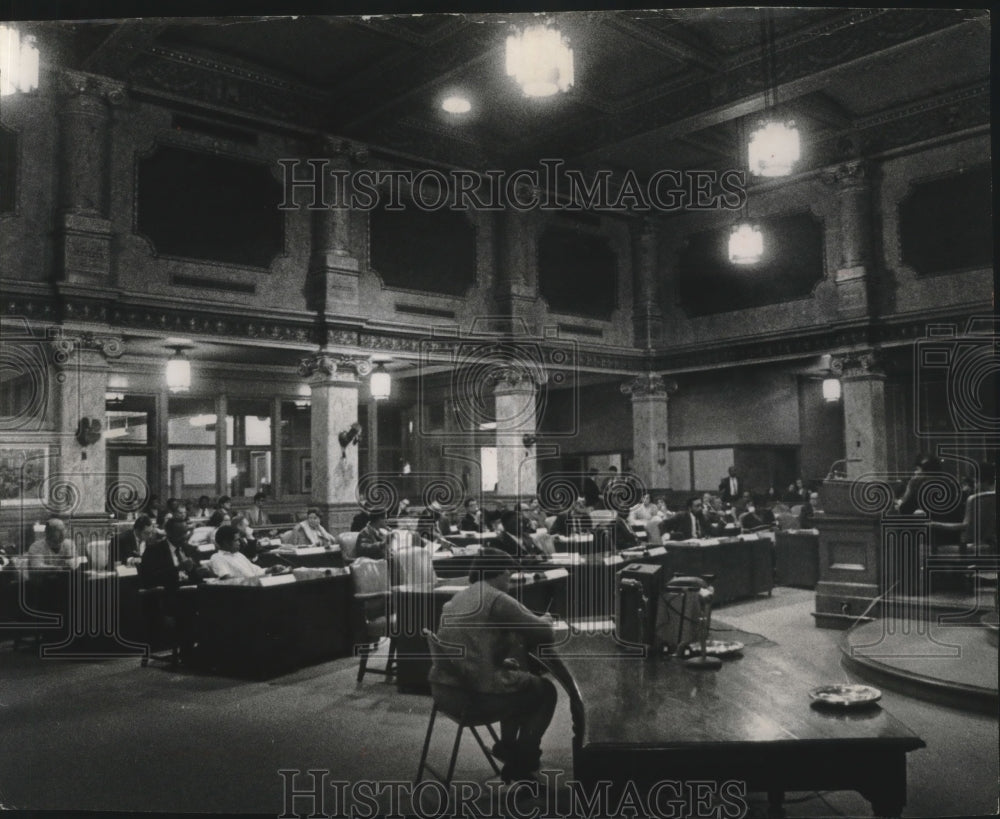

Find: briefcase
654;576;712;656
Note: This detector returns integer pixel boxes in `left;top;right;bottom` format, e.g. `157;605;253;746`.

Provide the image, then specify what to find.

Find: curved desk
535;632;925;817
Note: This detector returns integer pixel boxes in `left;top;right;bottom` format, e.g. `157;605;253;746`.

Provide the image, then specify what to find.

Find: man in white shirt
209;525;267;580
27;518;83;569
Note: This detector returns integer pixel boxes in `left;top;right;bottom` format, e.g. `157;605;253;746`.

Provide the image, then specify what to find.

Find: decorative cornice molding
821;160;868;189
59;69;127;106
620;372;677;398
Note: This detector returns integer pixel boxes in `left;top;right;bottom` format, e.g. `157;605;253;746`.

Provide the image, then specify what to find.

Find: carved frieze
48;329;124;365
620;372;678;398
298;353;373;380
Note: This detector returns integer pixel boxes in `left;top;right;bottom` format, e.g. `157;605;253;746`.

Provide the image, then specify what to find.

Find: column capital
298;352;372;381
59;69;127;106
48;329;123;366
821;159;869;190
620;372;677;398
318;135;369;165
830;350;884;379
490;363;547;393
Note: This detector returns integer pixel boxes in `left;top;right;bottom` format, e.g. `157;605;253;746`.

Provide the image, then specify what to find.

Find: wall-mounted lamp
370;362;391;400
822;377;841;403
75;417;102;446
657;443;667;466
338;422;362;457
165;345;192;393
523;434;537;452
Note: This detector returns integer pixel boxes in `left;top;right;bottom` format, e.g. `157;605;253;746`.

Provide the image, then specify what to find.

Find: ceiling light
749;120;801;178
506;23;574;98
441;95;471;114
0;25;39;97
728;223;763;265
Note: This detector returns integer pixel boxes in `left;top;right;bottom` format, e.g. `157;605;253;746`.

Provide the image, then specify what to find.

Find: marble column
48;330;123;518
632;218;664;349
307;138;363;314
832;352;887;481
621;373;676;492
493;366;543;500
56;71;125;285
823;160;873;318
497;209;539;331
299;352;370;533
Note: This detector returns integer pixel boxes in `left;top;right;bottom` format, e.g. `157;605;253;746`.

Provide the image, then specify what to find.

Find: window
167;397;217;500
280;400;311;495
227;399;272;499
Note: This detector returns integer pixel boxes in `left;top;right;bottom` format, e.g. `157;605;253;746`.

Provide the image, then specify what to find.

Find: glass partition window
227;399;272;499
168;397;217;499
280;400;310;495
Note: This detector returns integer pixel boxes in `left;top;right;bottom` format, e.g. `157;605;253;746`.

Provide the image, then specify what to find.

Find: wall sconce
0;25;39;97
165;345;192;393
523;434;537;452
822;377;841;402
657;443;667;466
75;417;102;446
338;422;362;457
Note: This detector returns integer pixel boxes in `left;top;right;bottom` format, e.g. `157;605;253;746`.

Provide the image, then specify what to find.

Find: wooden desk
775;530;820;588
256;545;344;570
663;537;773;605
194;570;352;676
536;632;925;817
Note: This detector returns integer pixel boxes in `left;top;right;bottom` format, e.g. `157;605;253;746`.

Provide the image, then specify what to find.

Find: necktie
693;514;701;538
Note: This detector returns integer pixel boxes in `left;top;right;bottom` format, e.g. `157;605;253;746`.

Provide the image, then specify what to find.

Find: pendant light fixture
747;9;800;178
729;118;763;265
506;21;574;98
370;361;391;401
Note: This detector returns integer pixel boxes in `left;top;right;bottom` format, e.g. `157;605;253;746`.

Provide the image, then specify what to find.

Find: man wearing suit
492;511;548;564
582;468;601;509
672;497;709;540
548;497;593;536
459;498;485;532
612;508;641;550
719;466;743;505
138;514;198;659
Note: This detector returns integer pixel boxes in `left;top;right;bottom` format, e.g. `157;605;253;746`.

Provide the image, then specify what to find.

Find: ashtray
809;684;882;708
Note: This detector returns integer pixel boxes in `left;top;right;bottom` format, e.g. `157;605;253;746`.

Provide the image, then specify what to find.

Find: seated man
418;499;450;544
613;508;641;550
459;498;485;533
492;511;548;563
27;518;83;569
209;525;284;579
670;496;709;540
138;517;195;589
246;492;271;527
115;515;156;566
355;511;389;560
231;514;260;560
286;508;338;547
932;461;997;555
548;497;593;536
429;548;557;783
350;508;370;533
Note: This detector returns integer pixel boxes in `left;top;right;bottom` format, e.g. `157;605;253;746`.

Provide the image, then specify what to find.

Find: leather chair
415;629;503;786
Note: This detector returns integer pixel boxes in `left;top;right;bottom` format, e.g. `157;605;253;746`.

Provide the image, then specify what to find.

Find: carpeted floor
1;587;996;817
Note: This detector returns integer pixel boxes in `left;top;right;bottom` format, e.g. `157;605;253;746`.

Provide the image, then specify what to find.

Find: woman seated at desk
209;525;286;579
285;508;338;548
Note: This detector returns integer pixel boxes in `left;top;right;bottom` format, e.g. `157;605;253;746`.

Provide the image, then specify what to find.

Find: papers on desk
115;565;138;577
556;534;594;543
434;584;466;593
738;533;759;541
511;569;569;583
547;552;584;565
258;573;297;587
621;546;667;560
603;554;624;566
276;545;334;556
699;538;721;546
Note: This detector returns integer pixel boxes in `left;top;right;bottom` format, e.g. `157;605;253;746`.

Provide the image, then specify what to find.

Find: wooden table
256;545;344;570
535;632;925;817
